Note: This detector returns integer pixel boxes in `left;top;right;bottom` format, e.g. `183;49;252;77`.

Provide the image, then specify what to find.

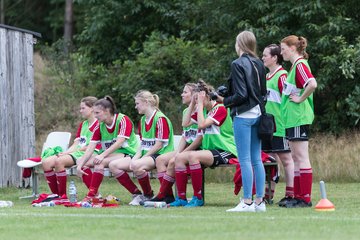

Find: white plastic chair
17;131;72;199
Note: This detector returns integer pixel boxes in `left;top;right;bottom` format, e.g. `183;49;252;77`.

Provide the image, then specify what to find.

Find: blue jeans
233;116;265;199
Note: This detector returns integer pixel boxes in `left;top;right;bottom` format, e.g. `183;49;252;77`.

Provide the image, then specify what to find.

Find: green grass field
0;177;359;240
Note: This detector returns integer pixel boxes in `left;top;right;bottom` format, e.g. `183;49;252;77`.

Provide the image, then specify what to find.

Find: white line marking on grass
0;211;360;222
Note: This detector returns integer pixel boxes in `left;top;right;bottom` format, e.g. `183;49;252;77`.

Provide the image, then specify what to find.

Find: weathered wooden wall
0;26;36;187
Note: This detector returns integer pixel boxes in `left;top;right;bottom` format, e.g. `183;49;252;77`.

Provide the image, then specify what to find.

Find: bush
72;32;230;133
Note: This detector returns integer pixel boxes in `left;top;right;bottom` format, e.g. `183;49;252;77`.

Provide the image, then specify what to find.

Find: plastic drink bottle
69;180;77;203
32;201;55;207
143;201;168;208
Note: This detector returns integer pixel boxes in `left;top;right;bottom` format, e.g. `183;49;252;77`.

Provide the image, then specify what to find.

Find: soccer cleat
145;195;175;204
278;196;295;207
163;195;175;204
129;194;144;206
226;199;255;212
169;197;188;207
184;196;204;208
285;198;312;208
255;201;266;212
293;199;312;208
138;194;154;206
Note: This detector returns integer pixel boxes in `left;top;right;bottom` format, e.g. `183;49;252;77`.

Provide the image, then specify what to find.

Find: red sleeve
75;122;83;139
91;125;101;142
278;73;287;96
117;116;133;138
295;63;315;89
191;111;198;123
207;105;227;126
156;117;170;140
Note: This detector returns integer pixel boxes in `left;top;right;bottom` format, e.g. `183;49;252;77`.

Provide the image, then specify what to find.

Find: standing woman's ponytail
281;35;309;59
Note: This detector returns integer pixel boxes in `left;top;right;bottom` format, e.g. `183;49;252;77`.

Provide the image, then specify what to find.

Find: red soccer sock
175;167;188;200
44;170;59;195
56;170;67;196
300;168;313;203
189;163;203;200
157;174;175;199
157;171;165;185
285;186;294;198
294;171;301;199
114;170;141;194
136;172;153;196
88;169;104;197
81;167;93;189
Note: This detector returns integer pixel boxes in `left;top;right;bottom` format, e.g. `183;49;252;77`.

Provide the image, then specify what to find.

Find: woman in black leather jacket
218;30;267;212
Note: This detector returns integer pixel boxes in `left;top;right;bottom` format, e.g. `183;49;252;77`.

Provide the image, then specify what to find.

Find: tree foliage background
2;0;360;134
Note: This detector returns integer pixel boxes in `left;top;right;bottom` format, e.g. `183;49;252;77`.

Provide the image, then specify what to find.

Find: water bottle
0;201;13;208
32;201;55;207
143;201;168;208
68;180;77;203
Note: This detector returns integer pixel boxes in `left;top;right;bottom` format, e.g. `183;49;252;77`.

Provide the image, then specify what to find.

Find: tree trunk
64;0;73;54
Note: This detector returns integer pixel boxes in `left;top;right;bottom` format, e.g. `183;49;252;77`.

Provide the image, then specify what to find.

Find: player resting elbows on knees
42;96;99;199
76;96;140;203
123;90;175;206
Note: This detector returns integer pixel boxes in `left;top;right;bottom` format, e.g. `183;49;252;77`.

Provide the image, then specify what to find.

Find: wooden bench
65;134;278;204
201;161;278;204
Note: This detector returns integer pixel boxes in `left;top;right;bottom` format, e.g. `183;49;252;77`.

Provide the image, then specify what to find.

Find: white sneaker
226;199;255;212
129;194;143;206
255;201;266;212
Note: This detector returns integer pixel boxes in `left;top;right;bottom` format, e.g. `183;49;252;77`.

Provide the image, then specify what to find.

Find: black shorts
209;150;236;168
68;154;77;165
262;136;291;153
150;154;160;162
286;125;310;141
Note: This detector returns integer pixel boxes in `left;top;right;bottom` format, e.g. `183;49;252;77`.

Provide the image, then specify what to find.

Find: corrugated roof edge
0;24;42;38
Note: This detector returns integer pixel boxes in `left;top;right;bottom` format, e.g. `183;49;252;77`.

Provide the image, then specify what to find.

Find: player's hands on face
197;91;206;104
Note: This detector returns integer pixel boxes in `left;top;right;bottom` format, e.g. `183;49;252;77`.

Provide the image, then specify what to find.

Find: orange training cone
315;181;335;211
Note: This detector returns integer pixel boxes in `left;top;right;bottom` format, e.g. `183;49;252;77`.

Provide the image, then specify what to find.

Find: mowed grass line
0;178;359;240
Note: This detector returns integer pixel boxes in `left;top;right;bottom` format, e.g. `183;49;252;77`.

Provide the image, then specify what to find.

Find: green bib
140;111;174;156
99;114;138;156
78;120;95;148
182;108;198;144
201;104;237;157
266;69;287;137
282;59;314;128
71;120;96;160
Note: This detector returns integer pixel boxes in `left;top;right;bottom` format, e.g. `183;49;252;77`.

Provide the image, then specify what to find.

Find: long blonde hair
236;30;258;57
134;90;160;109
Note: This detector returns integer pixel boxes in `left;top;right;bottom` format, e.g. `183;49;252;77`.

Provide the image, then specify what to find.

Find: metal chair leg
19;168;39;199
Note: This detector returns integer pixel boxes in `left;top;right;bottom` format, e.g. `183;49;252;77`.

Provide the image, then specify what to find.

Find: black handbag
258;111;276;141
246;56;276;141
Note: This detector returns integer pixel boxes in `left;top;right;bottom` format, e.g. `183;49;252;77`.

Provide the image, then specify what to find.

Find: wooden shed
0;24;41;188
